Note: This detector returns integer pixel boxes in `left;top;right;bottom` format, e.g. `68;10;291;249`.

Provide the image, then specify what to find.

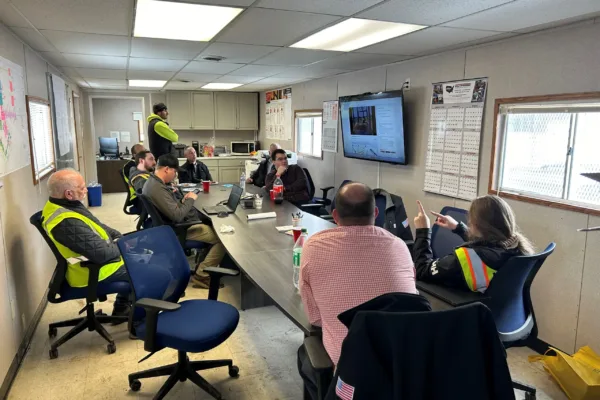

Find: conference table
192;184;335;337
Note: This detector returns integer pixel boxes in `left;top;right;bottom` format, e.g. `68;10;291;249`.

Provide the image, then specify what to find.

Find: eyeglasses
275;157;287;161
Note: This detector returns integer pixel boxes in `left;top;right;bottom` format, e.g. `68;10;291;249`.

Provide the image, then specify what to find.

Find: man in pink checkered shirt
298;182;417;399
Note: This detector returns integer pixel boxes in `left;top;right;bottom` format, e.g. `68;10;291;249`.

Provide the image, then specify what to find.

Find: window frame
294;109;323;160
489;92;600;216
26;95;56;185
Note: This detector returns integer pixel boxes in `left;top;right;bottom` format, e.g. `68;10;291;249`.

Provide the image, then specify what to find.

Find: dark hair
335;183;375;225
157;153;179;169
153;103;167;114
271;149;287;161
135;150;151;165
131;143;145;156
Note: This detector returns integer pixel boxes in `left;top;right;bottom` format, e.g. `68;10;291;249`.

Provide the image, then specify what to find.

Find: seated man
265;149;310;203
129;150;156;194
122;143;146;214
42;169;130;317
246;143;280;188
298;183;417;399
142;154;225;289
179;146;213;183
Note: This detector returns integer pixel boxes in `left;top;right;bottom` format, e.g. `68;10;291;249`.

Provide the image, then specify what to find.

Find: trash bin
87;184;102;207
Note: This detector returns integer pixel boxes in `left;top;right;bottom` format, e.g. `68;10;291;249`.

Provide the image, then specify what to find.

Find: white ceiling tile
181;61;243;74
360;27;503;56
214;75;264;84
10;28;56;52
358;0;513;25
87;79;127;88
252;48;337;67
174;72;223;82
443;0;600;32
229;64;289;77
180;0;255;6
0;0;30;27
309;52;408;70
128;70;177;80
273;66;347;79
59;67;82;79
11;0;133;35
39;51;69;67
255;0;384;16
217;8;340;46
76;68;127;79
75;79;90;88
252;76;303;85
131;38;208;60
198;43;278;64
164;81;205;90
231;84;271;91
61;54;128;69
41;30;130;56
128;58;188;72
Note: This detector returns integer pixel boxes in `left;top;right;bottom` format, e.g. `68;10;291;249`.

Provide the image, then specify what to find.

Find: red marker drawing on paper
9;81;13;92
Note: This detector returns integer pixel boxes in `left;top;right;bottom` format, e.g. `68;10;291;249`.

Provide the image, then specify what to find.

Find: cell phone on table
193;189;201;194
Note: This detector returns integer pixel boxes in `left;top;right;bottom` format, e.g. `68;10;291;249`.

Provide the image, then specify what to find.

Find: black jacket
327;294;514;400
148;116;174;159
46;198;122;266
250;158;274;187
373;189;413;243
413;222;521;291
179;160;213;183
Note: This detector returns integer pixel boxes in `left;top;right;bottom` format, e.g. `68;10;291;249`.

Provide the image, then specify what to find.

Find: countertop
178;155;260;161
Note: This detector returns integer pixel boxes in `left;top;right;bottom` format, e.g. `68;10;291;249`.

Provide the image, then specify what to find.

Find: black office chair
120;162;139;216
297;168;334;216
30;211;129;359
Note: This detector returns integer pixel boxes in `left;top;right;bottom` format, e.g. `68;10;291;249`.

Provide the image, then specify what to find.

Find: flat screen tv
339;90;407;165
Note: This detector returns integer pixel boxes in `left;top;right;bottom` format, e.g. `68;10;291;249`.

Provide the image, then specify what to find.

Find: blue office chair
117;226;240;399
430;206;469;258
484;242;556;400
30;211;130;359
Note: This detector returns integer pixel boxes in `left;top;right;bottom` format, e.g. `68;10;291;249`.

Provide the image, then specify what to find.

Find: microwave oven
230;141;256;154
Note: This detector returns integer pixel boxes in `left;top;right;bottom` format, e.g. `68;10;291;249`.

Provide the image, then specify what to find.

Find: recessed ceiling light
291;18;426;52
134;0;243;42
129;80;166;88
202;83;243;90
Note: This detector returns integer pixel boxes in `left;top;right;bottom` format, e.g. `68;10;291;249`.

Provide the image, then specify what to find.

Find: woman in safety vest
413;195;534;293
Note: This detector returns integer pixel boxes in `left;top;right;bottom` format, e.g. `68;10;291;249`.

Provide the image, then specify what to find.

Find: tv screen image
340;90;406;165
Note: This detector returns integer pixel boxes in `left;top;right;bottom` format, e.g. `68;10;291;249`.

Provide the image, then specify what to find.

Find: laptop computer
203;184;243;215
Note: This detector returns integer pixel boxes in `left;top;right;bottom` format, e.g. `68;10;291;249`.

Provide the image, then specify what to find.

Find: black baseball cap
153;103;167;114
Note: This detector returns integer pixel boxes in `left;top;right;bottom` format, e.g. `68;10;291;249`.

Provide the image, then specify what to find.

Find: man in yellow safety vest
42;169;131;318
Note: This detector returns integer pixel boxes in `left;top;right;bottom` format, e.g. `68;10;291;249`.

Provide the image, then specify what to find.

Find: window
26;96;56;184
490;93;600;214
295;110;322;158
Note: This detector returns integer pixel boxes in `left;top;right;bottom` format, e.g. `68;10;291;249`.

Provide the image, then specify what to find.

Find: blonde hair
468;195;535;255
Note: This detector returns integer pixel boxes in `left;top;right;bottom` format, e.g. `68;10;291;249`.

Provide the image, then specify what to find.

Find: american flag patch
335;376;354;400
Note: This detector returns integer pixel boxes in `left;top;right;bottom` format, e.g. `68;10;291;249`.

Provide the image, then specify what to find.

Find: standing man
265;149;310;203
148;103;178;159
179;146;213;183
247;143;280;188
129;150;156;194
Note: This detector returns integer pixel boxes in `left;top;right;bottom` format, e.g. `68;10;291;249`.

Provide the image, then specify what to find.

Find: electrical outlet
403;78;411;91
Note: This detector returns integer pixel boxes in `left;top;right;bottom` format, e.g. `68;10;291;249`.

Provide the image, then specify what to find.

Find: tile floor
8;194;567;400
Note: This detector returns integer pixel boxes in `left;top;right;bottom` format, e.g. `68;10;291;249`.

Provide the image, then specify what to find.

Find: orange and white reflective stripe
455;247;496;293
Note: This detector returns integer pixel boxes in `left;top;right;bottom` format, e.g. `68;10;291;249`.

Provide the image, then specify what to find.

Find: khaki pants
186;224;225;276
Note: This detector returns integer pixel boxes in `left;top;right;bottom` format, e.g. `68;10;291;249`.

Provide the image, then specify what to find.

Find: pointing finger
416;200;425;214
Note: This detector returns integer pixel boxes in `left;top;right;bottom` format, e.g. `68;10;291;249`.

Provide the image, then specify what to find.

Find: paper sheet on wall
423;78;488;201
265;88;292;141
50;74;71;157
0;56;30;177
322;100;338;152
110;131;120;142
120;131;131;142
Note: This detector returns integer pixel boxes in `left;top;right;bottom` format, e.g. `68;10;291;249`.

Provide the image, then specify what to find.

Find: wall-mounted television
339;90;407;165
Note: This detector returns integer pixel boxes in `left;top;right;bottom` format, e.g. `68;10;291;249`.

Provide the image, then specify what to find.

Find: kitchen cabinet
237;92;258;130
166;92;192;130
219;166;242;184
191;92;214;129
214;93;237;130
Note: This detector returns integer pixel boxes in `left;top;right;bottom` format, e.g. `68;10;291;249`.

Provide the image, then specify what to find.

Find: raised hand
414;200;431;229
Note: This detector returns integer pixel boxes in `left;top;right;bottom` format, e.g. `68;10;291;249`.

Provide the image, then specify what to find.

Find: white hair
184;146;196;155
47;168;80;198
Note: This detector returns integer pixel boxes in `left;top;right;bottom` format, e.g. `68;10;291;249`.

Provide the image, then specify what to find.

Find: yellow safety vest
455;247;497;293
42;201;124;288
130;172;150;193
123;164;136;201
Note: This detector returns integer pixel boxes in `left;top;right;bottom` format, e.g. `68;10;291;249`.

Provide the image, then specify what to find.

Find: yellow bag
529;346;600;400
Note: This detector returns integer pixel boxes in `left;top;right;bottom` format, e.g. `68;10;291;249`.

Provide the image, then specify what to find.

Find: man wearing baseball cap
148;103;179;159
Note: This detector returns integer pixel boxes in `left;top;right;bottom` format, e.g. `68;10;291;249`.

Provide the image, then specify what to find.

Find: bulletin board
265;88;292;141
322;100;339;152
423;78;488;201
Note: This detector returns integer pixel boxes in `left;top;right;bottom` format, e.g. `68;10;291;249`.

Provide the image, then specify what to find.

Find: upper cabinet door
191;92;214;130
166;92;192;129
214;92;237;130
237;93;258;130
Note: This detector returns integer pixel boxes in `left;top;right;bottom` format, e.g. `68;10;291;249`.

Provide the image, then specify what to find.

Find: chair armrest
136;298;181;352
204;267;239;276
303;336;334;372
173;221;202;229
82;263;101;304
299;203;325;208
320;215;335;222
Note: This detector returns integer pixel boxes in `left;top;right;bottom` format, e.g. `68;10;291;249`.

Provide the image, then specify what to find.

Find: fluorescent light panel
134;0;243;42
202;83;242;90
129;80;166;88
291;18;426;52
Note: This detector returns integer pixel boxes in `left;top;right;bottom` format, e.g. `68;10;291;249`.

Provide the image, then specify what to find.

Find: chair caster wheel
49;348;58;359
48;327;57;338
229;365;239;378
107;343;116;354
129;379;141;392
525;393;536;400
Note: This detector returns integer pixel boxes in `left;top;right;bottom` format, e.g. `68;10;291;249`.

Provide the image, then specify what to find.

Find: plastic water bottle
292;228;308;289
240;171;246;191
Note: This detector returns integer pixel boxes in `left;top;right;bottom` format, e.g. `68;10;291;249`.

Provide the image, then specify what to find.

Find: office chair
117;226;240;399
303;168;334;206
120;162;139;216
483;242;556;400
430;206;469;258
137;194;238;299
318;179;353;222
30;211;129;359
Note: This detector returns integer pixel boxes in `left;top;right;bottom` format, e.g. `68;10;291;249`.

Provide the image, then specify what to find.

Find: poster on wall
322;100;339;153
423;77;488;201
50;74;71;157
265;87;292;141
0;56;30;177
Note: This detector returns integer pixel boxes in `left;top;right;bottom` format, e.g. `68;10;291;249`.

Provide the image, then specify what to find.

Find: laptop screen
226;184;243;210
